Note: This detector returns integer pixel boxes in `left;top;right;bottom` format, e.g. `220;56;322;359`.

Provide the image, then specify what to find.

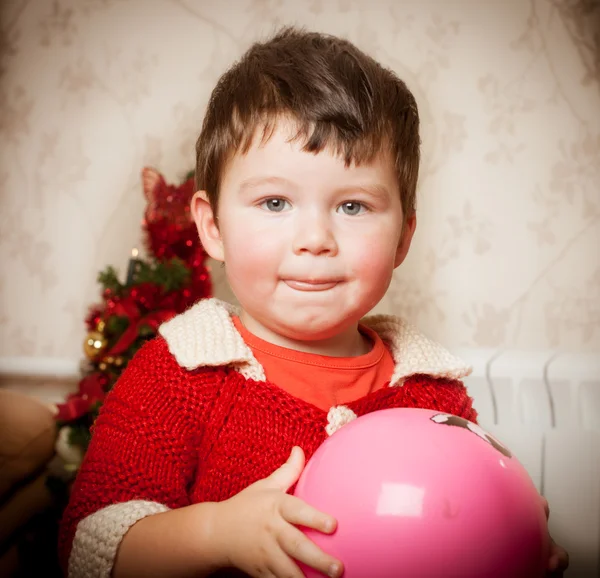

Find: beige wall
1;0;599;368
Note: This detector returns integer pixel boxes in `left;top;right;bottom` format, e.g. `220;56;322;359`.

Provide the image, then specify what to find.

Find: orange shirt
232;317;396;412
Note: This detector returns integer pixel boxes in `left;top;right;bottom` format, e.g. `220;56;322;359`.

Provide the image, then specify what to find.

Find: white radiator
2;350;599;575
454;348;600;578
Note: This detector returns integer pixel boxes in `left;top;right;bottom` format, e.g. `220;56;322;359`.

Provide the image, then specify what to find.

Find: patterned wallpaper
1;0;599;365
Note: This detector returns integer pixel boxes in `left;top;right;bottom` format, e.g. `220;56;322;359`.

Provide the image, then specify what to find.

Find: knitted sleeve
400;375;479;423
58;337;216;578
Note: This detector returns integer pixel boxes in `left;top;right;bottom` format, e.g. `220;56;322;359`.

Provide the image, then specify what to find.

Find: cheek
347;232;398;282
222;223;284;281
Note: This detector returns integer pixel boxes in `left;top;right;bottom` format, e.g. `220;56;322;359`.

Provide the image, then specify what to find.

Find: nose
292;212;338;256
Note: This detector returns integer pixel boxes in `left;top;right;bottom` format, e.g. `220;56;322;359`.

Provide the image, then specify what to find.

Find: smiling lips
283;279;341;291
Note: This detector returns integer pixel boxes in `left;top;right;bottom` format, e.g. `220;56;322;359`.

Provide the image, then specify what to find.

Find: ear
394;212;416;268
191;191;224;262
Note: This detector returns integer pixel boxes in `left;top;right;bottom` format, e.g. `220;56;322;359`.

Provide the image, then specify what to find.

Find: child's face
193;119;415;345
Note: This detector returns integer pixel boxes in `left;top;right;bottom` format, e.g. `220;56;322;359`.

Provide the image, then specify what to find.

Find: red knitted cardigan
58;334;477;574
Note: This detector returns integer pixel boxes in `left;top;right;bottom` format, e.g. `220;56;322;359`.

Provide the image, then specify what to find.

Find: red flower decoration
56;373;109;422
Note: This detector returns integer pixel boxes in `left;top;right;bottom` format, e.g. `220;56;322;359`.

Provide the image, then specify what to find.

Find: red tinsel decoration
142;167;212;301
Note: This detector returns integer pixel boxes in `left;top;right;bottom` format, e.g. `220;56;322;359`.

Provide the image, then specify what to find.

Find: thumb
265;446;305;491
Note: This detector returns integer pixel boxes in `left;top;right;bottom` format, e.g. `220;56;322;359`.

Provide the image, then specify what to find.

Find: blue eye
338;201;365;216
261;198;289;212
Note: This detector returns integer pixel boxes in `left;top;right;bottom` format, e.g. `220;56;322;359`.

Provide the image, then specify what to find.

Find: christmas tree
54;168;211;464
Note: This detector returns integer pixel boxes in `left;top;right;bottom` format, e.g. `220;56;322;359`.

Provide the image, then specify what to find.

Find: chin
276;313;355;341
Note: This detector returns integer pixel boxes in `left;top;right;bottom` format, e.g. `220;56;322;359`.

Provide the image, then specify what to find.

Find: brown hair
195;27;420;220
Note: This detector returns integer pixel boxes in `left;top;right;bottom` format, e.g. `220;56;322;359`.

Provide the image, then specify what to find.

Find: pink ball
294;408;548;578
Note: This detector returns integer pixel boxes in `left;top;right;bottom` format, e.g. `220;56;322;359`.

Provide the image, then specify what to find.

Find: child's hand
542;497;569;577
214;446;343;578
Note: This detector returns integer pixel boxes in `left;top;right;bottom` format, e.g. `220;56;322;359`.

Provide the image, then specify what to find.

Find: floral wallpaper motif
0;0;598;363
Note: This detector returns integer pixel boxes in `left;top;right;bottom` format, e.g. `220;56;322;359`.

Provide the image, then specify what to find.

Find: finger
280;494;337;535
553;548;569;571
278;523;343;578
264;547;306;578
548;544;569;571
264;446;306;492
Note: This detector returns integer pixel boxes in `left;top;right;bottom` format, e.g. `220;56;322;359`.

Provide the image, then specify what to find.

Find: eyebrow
238;176;297;193
335;184;391;200
238;176;392;200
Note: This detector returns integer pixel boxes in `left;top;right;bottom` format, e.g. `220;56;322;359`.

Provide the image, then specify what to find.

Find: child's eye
260;198;290;212
338;201;367;216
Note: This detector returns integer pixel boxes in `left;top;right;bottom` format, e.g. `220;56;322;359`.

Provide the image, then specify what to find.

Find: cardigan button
325;405;358;436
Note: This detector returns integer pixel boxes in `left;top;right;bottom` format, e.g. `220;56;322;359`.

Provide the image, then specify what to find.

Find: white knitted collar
158;298;471;386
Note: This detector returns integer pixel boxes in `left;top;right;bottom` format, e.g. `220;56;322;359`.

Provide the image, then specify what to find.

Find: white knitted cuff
68;500;170;578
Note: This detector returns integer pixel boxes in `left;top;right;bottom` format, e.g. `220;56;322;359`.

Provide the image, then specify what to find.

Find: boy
59;27;567;578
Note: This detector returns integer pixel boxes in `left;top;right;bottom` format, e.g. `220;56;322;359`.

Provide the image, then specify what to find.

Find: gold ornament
83;320;108;361
99;355;125;371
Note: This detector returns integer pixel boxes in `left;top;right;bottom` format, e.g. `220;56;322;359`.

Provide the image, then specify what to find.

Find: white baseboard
0;356;80;378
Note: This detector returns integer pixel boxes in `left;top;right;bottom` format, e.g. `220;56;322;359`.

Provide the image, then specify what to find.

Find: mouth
282;279;341;292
